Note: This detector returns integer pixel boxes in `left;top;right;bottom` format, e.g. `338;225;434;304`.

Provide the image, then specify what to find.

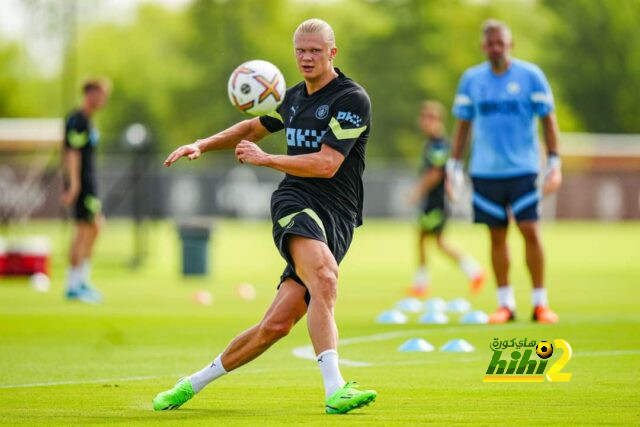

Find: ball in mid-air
228;60;286;116
536;341;554;359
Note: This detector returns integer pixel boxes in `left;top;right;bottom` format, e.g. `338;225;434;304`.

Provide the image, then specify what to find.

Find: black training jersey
63;109;100;195
259;68;371;226
420;137;449;208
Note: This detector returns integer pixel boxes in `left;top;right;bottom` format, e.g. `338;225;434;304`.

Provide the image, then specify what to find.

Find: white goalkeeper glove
445;158;464;201
542;153;562;195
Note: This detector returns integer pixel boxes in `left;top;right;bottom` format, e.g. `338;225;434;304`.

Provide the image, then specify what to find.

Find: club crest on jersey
507;81;520;95
336;111;362;127
315;105;330;120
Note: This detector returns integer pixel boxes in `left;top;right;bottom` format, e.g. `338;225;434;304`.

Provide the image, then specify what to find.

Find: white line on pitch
0;375;175;390
2;348;638;390
0;366;274;390
291;327;640;366
291;322;531;365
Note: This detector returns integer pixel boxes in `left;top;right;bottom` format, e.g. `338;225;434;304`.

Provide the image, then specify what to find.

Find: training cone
447;297;471;313
460;310;489;324
424;297;447;312
440;339;475;352
376;309;408;324
398;338;434;352
396;298;424;313
418;311;449;324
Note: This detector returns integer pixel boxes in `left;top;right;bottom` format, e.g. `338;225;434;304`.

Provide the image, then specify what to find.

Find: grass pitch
1;219;639;425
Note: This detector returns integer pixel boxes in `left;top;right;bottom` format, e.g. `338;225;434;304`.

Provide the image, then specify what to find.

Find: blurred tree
74;4;198;152
7;0;602;162
0;43;29;116
543;0;640;133
0;41;56;117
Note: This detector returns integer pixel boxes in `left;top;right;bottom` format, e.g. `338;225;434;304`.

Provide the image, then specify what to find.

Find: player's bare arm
541;113;562;195
408;168;444;204
60;149;81;206
450;119;471;161
164;118;270;166
235;141;344;178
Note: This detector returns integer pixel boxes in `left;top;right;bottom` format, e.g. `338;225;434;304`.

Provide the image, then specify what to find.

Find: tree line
1;0;638;163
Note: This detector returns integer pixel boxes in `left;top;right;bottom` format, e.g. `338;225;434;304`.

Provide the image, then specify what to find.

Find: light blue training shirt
452;58;554;178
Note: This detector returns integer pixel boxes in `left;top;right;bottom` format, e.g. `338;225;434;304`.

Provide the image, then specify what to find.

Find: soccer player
407;101;485;297
60;79;109;304
153;19;377;414
448;20;562;323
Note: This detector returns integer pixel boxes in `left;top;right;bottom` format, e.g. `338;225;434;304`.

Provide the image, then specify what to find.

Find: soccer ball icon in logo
536;341;554;359
228;60;286;116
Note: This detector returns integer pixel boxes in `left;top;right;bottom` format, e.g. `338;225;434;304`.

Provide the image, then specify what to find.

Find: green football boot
325;381;377;414
152;378;195;411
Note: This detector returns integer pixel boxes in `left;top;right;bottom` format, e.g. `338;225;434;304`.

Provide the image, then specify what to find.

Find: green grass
1;219;639;425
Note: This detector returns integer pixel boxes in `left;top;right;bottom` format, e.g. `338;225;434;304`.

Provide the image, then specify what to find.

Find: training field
1;219;638;425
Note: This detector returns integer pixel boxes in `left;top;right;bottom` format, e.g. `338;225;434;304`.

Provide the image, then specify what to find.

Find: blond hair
294;18;335;47
422;100;446;121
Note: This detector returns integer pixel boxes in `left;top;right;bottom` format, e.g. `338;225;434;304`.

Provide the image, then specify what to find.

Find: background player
60;79;109;304
407;101;484;297
153;19;377;414
448;19;562;324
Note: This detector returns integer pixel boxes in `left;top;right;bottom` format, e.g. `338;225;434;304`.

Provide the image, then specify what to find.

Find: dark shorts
419;197;447;234
271;190;355;305
74;193;102;222
471;174;539;227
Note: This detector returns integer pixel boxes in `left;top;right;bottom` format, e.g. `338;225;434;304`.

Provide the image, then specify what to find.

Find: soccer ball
536;341;554;359
227;60;286;116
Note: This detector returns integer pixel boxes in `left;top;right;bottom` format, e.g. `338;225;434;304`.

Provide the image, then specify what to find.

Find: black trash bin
177;220;213;276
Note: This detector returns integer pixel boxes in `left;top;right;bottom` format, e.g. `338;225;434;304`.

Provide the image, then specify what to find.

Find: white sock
497;285;516;310
189;354;227;393
80;259;91;283
459;256;481;279
532;288;548;307
413;266;430;288
66;266;82;291
317;349;345;398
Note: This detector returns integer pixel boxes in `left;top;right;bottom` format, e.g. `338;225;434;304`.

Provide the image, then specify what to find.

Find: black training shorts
271;186;355;304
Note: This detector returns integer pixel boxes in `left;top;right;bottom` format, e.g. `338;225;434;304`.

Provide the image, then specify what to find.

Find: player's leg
153;279;308;410
510;174;558;323
66;195;100;302
287;235;376;414
487;225;516;322
517;220;543;288
65;223;84;297
517;220;558;323
78;195;102;288
410;207;444;296
287;235;338;355
409;229;430;297
218;278;307;371
434;232;485;293
78;215;102;288
489;226;510;288
471;177;514;322
69;220;102;302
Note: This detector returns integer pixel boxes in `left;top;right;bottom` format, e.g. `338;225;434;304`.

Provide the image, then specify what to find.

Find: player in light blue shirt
448;19;562;324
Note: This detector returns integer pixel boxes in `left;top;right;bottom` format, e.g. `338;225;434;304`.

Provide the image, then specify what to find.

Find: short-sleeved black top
260;68;371;226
